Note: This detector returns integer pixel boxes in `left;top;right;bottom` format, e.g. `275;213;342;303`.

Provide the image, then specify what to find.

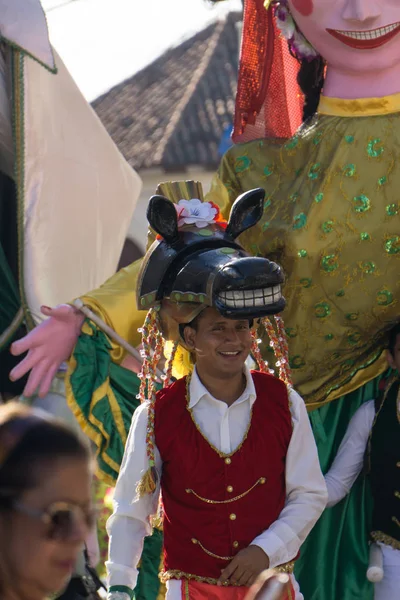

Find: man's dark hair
179;313;254;340
388;322;400;357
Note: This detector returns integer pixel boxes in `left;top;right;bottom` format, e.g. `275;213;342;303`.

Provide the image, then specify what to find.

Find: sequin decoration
262;222;270;231
343;164;356;177
308;163;321;180
285;137;299;150
313;132;323;145
298;249;307;258
341;359;355;371
378;176;387;186
293;213;307;230
300;278;312;288
290;355;305;369
325;334;334;341
315;302;331;318
289;193;300;203
377;290;394;306
353;194;371;213
322;220;334;233
264;198;271;209
367;138;384;158
336;289;345;297
286;327;297;338
264;165;273;177
360;232;370;241
347;332;361;345
345;135;354;144
346;313;359;321
386;204;398;216
360;261;376;274
321;254;339;272
235;156;251;173
315;193;324;203
385;236;400;254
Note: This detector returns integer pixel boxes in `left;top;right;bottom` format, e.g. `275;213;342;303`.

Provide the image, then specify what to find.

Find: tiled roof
92;11;240;171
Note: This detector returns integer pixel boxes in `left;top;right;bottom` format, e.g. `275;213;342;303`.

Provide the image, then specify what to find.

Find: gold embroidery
185;376;255;458
184;580;189;600
371;531;400;550
392;516;400;529
395;491;400;500
191;538;234;561
185;477;266;504
160;562;295;585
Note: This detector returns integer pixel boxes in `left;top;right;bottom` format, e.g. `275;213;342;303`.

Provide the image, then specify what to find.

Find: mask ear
147;195;179;244
225;188;265;240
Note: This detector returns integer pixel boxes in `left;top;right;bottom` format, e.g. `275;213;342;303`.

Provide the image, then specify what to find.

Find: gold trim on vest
185;477;266;504
191;538;234;561
371;530;400;551
159;561;295;585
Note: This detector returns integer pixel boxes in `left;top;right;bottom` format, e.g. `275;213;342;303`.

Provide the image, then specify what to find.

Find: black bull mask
137;188;285;341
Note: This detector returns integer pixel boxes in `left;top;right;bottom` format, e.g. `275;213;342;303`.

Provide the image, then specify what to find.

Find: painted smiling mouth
218;286;282;308
327;23;400;49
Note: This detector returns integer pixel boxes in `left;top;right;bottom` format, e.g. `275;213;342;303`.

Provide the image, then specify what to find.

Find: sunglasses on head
12;500;96;540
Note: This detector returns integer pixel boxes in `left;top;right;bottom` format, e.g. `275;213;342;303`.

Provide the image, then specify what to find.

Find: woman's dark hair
388;322;400;357
0;403;90;505
297;56;326;122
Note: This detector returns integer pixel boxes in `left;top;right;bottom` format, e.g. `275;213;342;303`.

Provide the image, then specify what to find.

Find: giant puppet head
286;0;400;75
234;0;400;142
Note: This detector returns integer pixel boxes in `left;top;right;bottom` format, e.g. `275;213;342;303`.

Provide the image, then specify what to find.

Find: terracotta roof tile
92;11;240;170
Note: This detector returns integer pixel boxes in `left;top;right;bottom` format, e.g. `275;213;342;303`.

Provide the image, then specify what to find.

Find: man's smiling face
183;307;253;379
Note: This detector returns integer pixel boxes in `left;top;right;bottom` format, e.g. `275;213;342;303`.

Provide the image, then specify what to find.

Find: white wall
127;169;215;250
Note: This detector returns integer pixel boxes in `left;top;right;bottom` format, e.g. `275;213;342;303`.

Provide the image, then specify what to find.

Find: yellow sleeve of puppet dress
205;153;241;219
79;259;144;363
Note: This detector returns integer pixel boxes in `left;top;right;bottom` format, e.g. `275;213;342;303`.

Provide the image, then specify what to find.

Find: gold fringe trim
160;562;295;585
371;531;400;551
136;467;157;497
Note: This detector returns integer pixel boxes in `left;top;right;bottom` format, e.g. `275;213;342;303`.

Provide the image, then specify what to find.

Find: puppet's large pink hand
10;305;85;398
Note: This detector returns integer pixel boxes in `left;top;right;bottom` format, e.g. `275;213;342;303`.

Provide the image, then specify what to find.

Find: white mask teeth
336;23;399;41
218;286;282;309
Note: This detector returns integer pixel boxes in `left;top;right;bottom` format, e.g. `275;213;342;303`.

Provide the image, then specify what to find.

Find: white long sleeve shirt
106;366;327;596
325;400;375;508
324;399;400;570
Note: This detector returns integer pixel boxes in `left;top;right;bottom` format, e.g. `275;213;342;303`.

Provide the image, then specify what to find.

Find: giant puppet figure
8;1;400;599
0;0;141;400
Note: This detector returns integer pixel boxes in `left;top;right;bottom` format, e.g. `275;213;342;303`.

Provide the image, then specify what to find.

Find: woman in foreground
0;402;93;600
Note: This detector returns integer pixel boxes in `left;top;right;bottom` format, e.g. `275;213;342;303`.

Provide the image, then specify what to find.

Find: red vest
154;371;293;582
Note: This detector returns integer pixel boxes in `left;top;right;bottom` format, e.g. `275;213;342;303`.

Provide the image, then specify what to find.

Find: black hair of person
296;55;326;122
388;322;400;357
0;405;90;506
